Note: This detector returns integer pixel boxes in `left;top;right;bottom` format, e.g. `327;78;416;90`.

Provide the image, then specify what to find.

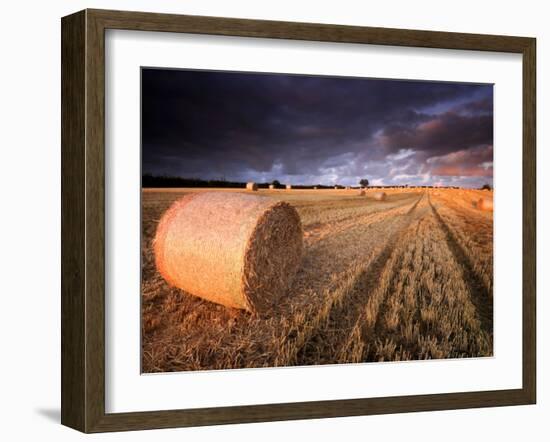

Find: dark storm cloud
142;69;493;188
457;96;493;115
379;111;493;154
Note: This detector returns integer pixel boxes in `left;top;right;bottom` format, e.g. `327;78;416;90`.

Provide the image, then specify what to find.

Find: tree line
142;174;492;190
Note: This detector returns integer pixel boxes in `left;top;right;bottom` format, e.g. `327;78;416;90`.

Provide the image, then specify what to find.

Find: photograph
140;68;494;373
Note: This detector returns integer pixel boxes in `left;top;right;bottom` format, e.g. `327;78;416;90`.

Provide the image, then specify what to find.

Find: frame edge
61;9;87;432
84;8;533;52
522;37;536;405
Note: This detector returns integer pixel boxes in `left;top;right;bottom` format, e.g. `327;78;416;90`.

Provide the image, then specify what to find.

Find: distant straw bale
372;192;387;201
477;197;493;211
358;190;366;196
246;182;258;191
269;184;275;190
286;184;292;190
154;192;303;313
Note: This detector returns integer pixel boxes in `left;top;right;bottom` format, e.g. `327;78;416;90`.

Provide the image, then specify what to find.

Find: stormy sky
142;68;493;188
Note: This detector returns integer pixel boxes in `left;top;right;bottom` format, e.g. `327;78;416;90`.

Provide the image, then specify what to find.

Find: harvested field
142;187;493;372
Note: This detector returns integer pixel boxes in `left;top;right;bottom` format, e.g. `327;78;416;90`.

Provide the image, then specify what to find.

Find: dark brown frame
61;8;536;433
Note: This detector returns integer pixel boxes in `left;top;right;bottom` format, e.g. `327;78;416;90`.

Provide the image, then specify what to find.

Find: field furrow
293;194;428;364
303;194;422;245
429;192;493;298
342;196;492;362
428;197;493;334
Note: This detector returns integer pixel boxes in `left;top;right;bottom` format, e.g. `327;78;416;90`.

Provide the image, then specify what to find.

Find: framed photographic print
61;9;536;433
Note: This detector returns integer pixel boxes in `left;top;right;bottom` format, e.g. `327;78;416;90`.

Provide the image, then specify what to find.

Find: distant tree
359;178;369;187
481;183;492;191
271;180;281;188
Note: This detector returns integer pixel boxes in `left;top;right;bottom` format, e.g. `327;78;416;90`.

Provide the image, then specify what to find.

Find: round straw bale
246;182;258;191
372;191;387;201
269;184;275;190
286;184;292;190
154;192;303;313
477;197;493;211
358;190;366;196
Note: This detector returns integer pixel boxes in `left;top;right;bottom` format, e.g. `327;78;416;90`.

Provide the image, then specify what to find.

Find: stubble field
141;187;493;373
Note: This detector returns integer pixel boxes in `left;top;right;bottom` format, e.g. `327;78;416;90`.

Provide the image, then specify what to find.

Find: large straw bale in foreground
372;191;387;201
246;182;258;191
154;192;303;313
478;197;494;211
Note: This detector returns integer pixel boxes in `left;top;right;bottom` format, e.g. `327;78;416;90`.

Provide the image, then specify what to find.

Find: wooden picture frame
61;8;536;433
